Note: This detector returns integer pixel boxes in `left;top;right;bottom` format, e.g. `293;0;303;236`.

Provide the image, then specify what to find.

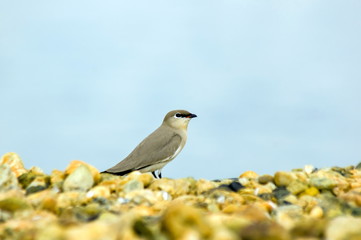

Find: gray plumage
102;110;197;178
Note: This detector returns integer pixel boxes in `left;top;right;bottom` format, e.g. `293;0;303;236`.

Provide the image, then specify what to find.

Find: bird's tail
101;169;133;176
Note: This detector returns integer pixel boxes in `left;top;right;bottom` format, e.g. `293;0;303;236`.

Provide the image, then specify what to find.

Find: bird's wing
104;126;182;174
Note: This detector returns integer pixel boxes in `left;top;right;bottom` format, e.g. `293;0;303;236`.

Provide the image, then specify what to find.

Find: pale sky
1;0;360;179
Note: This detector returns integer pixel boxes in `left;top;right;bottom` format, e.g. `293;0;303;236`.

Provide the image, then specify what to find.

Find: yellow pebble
301;187;320;197
239;171;259;179
310;206;323;218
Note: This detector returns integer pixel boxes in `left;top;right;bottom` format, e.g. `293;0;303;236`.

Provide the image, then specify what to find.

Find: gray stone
274;171;297;187
326;216;361;240
274;205;304;229
258;174;274;184
0;164;20;192
287;179;308;195
309;177;337;190
26;175;49;195
123;179;144;194
273;187;290;200
318;194;350;217
63;165;94;192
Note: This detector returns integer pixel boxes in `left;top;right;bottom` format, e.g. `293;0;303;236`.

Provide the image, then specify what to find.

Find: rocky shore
1;152;361;240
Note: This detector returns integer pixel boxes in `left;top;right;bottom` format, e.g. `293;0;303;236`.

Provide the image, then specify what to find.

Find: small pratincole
102;110;197;178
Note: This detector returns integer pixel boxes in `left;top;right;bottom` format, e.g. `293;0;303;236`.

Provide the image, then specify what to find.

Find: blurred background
1;0;360;179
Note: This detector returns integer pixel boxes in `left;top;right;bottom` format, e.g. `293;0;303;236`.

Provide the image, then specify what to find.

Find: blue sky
1;1;360;179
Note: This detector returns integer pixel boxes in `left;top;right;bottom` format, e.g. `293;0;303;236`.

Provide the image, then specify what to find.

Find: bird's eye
175;113;182;118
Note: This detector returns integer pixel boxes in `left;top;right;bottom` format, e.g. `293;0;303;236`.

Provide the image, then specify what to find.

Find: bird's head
163;110;197;130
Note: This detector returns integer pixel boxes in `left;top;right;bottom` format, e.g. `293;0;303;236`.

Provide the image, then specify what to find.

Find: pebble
273;186;290;200
57;191;87;209
65;160;101;183
195;179;217;194
0;152;27;177
304;164;316;175
36;224;65;240
258;174;274;184
286;179;308;195
86;186;111;200
239;221;291;240
309;177;337;190
26;175;50;195
1;153;361;240
290;218;326;239
301;187;320;197
0;164;20;192
26;189;58;213
50;169;65;190
326;216;361;240
73;203;103;222
65;221;119;240
309;205;324;218
274;205;304;229
162;202;212;239
124;171;154;187
149;177;195;197
0;196;31;213
63;165;94;192
274;171;297;187
218;181;245;192
122;179;144;193
239;170;259;179
28;166;45;175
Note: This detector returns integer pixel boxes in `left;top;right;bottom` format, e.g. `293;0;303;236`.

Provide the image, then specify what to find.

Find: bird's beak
187;113;197;118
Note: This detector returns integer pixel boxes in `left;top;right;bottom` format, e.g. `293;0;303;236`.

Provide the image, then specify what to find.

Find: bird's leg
151;171;157;178
158;170;162;179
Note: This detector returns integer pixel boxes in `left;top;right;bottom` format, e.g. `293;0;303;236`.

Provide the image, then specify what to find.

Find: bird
102;110;197;178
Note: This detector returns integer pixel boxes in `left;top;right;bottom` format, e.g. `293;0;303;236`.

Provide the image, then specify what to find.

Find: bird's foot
151;170;162;179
